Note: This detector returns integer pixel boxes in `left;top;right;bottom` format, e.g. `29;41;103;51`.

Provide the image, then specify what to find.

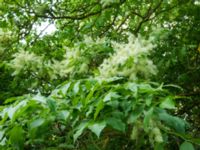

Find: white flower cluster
8;47;89;80
8;50;43;76
82;35;106;45
98;34;157;80
8;34;156;82
50;48;85;78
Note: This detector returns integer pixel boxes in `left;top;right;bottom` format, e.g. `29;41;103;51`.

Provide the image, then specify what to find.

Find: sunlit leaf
30;118;45;129
73;121;89;142
57;110;70;121
73;81;80;94
159;97;176;109
103;91;120;102
88;121;106;138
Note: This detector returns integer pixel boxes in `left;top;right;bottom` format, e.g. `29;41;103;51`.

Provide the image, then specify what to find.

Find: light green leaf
32;94;47;104
73;81;80;94
30;118;45;129
61;82;71;94
0;137;6;146
143;107;154;131
73;121;89;142
180;141;195;150
103;91;120;102
88;121;106;138
6;100;27;120
125;83;138;97
0;131;4;140
146;95;153;106
4;96;24;104
94;100;104;119
57;110;70;121
84;83;99;105
160;97;176;109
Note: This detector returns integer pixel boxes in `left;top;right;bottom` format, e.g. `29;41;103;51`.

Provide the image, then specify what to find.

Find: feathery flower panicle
98;34;157;80
8;50;43;76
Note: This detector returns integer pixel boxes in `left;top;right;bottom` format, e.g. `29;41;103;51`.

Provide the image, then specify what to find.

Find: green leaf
32;94;47;104
47;98;56;112
84;83;99;105
3;96;24;104
128;106;144;123
9;126;24;150
29;118;50;139
73;81;80;94
143;107;154;131
126;82;138;91
73;121;89;142
0;131;4;140
58;143;74;149
146;95;153;106
7;100;27;120
94;100;104;119
60;82;71;94
30;118;45;129
103;91;120;102
106;117;125;132
138;83;155;93
158;111;186;134
57;110;70;121
88;121;106;138
180;141;195;150
159;97;176;109
154;143;164;150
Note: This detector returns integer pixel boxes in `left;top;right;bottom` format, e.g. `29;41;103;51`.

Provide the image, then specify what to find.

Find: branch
34;1;126;21
131;11;144;19
116;14;130;32
30;23;52;45
133;0;163;34
99;10;119;37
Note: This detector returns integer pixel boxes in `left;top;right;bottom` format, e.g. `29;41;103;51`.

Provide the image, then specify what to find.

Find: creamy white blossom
98;34;157;80
8;50;43;75
8;34;156;82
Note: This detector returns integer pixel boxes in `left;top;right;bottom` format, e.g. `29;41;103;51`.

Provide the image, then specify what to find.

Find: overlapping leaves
0;78;196;149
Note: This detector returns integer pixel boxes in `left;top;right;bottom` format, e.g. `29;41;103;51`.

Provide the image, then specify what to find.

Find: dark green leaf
158;111;186;134
106;117;125;132
9;126;24;150
94;100;104;119
180;141;195;150
143;107;154;131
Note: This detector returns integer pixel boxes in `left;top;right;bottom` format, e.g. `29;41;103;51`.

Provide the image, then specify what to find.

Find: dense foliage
0;0;199;149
